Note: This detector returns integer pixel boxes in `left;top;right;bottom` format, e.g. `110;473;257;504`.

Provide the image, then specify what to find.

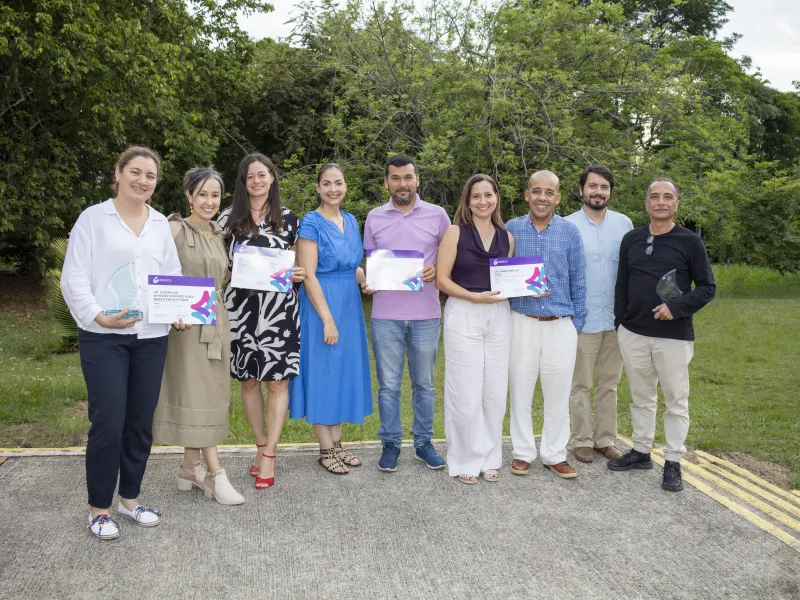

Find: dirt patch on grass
64;401;88;417
0;423;87;448
0;272;47;316
716;452;791;490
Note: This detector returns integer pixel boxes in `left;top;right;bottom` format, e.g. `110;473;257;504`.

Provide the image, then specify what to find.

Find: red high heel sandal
249;442;268;478
255;453;276;490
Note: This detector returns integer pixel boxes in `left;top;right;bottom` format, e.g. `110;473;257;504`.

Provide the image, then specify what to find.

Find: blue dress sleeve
298;212;320;243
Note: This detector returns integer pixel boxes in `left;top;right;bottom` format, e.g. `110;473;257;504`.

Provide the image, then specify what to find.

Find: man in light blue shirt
565;165;633;463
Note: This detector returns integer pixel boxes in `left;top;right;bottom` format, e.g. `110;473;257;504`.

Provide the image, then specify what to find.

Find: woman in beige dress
152;167;244;505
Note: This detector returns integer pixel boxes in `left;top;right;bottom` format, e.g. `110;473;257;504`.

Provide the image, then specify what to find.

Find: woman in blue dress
290;163;374;474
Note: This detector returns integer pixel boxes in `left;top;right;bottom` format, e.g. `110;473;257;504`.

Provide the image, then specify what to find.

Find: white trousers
618;325;694;463
509;312;578;465
443;297;511;477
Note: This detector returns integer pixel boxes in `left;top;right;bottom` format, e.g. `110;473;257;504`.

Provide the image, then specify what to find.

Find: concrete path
1;442;798;600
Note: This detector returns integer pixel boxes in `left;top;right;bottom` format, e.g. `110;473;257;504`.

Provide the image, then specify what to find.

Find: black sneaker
661;460;684;491
607;449;654;471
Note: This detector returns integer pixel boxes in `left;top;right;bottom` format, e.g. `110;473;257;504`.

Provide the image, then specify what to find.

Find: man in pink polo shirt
363;155;451;472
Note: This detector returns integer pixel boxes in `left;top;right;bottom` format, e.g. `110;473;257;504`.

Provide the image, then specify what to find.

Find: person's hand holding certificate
230;243;296;293
366;250;425;291
489;256;550;298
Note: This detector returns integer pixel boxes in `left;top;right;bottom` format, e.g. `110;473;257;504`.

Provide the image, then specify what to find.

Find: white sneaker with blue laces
88;513;120;540
117;501;161;527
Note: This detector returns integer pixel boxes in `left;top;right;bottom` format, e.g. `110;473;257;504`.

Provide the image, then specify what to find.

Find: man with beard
363;155;451;472
565;166;632;463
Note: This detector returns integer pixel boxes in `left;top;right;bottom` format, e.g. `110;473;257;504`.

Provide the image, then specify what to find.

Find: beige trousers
569;330;623;449
618;325;694;463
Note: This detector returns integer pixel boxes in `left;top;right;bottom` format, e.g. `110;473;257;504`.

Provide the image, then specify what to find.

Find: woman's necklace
477;224;494;248
189;216;216;240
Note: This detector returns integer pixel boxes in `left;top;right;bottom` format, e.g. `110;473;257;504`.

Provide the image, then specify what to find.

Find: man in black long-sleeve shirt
608;178;716;491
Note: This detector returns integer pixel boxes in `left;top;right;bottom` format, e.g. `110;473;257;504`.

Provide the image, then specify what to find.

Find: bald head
525;170;561;226
528;170;560;191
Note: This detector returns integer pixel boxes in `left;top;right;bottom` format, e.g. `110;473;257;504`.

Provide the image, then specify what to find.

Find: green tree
0;0;272;269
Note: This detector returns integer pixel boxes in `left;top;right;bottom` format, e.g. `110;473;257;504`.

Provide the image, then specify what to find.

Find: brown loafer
511;459;531;476
544;461;577;479
574;446;594;463
594;445;622;461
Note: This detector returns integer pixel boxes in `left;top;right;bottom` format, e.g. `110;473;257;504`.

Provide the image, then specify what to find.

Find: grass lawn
1;265;798;488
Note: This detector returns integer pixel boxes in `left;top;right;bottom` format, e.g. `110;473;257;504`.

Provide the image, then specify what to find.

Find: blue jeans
371;318;440;446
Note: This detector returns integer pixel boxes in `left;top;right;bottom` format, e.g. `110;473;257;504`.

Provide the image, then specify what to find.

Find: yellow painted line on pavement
0;438;451;456
645;449;800;553
652;449;800;534
693;449;800;507
692;456;800;520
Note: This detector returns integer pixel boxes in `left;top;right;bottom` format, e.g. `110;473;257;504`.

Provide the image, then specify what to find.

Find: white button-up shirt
61;199;181;338
565;208;633;333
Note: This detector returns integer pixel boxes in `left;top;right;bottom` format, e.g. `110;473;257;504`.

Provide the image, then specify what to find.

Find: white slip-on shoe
88;513;120;540
117;501;161;527
176;461;206;491
203;469;245;506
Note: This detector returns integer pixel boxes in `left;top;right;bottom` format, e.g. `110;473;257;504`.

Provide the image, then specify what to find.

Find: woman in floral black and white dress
217;153;305;491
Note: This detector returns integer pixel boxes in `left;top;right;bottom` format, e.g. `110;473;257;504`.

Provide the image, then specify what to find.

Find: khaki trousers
569;329;623;449
618;325;694;463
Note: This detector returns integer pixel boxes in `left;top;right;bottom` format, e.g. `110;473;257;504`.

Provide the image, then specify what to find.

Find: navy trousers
78;330;168;508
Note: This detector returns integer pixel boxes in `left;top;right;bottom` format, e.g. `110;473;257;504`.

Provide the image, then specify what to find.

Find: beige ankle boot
176;461;205;491
203;469;245;505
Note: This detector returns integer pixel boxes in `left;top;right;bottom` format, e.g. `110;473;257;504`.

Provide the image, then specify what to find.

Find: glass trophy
104;263;143;319
656;269;683;304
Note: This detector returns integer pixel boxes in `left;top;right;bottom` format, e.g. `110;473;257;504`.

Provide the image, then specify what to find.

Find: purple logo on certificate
525;266;549;295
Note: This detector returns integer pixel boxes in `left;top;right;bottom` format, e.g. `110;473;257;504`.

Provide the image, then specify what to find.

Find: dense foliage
2;0;799;272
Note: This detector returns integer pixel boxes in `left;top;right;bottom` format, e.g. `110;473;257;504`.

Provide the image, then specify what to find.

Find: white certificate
147;275;217;325
489;256;549;298
366;250;424;291
230;244;295;292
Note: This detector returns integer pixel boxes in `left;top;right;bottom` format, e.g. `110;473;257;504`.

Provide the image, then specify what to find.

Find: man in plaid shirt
505;171;587;480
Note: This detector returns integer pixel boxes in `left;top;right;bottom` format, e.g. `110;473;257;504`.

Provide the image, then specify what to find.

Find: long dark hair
453;174;505;229
225;153;283;238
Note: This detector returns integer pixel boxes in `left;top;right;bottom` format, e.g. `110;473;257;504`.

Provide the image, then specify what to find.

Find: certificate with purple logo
366;250;424;291
147;275;217;325
230;244;295;293
489;256;549;298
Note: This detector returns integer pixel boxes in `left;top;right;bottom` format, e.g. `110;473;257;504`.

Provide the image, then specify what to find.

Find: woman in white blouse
61;145;185;540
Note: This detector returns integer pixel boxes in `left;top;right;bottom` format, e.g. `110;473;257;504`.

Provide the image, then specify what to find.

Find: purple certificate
489;256;549;298
366;249;424;291
147;275;217;325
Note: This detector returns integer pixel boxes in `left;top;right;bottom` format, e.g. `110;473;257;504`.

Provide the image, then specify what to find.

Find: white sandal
457;474;478;485
481;469;500;482
203;469;245;505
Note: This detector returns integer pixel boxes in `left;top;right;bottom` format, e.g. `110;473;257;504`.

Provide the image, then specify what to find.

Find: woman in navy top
436;174;515;485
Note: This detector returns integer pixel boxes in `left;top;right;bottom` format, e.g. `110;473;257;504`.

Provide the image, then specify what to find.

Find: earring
189;203;193;215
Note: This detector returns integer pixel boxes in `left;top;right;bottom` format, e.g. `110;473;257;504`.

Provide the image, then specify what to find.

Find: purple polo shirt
363;195;451;320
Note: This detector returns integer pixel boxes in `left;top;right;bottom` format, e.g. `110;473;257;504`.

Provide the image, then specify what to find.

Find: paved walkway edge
618;436;800;554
